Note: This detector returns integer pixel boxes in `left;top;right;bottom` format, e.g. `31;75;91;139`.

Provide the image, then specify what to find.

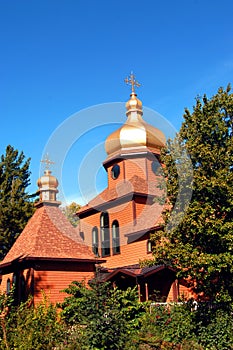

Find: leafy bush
60;280;145;349
134;302;201;349
133;301;233;350
1;286;233;349
194;303;233;350
0;291;66;350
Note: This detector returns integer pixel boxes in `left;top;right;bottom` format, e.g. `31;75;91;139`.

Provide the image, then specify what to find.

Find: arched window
112;220;120;254
6;278;11;294
12;273;26;304
100;212;110;257
92;226;99;256
12;273;19;305
147;240;152;253
20;275;26;302
111;164;120;179
151;158;161;175
13;273;17;286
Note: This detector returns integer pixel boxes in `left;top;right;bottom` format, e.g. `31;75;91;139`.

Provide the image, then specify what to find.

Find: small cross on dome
124;72;141;94
41;153;55;170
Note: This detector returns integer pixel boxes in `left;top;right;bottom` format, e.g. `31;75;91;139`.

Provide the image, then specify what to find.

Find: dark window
92;226;99;256
6;278;11;294
112;220;120;254
20;275;26;302
12;273;19;305
147;240;152;253
151;159;160;174
111;164;120;179
100;212;110;257
12;272;26;304
13;273;17;286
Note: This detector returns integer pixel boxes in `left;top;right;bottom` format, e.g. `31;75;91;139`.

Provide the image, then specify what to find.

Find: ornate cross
41;153;55;170
124;72;141;93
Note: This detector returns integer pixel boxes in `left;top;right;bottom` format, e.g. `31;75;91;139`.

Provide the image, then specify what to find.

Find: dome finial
41;153;54;172
105;75;166;157
124;72;142;116
124;71;141;94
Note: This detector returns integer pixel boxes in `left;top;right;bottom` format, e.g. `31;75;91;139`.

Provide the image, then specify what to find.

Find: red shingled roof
77;174;165;235
97;264;176;282
78;174;161;213
1;204;97;265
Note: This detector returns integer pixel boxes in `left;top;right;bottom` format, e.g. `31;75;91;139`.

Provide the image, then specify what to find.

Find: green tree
60;280;144;349
0;291;66;350
150;85;233;302
135;303;201;350
0;145;35;260
61;201;81;227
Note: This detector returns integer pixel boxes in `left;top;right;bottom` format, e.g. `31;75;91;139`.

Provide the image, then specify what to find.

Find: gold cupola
105;73;166;157
125;91;143;116
35;156;61;207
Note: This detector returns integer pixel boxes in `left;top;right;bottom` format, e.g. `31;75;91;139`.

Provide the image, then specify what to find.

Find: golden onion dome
35;157;61;207
125;92;143;114
105;91;166;156
37;169;59;190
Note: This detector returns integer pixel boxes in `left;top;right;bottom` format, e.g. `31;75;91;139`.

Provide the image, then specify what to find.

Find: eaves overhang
101;264;176;282
78;191;154;219
124;224;163;242
103;147;161;169
0;256;105;274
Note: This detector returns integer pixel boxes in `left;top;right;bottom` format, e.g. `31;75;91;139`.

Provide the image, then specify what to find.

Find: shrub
134;302;201;349
60;280;145;349
0;291;66;350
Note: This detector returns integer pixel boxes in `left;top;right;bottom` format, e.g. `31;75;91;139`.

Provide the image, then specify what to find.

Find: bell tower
104;73;166;190
35;156;61;207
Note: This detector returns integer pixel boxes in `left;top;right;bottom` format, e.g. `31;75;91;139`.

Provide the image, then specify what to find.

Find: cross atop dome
124;72;143;116
41;153;55;170
124;72;141;94
105;74;166;157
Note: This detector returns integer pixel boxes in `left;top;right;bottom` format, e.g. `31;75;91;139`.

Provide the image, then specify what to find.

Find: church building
0;168;102;304
0;74;192;304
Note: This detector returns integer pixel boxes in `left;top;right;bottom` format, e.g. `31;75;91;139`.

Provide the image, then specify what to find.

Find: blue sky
0;0;232;205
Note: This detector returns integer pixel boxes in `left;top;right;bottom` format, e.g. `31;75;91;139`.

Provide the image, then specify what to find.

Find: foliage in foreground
149;85;233;302
59;280;144;349
0;291;65;350
1;286;233;349
136;301;233;350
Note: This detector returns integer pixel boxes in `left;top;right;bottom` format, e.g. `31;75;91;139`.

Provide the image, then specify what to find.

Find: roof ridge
1;205;95;265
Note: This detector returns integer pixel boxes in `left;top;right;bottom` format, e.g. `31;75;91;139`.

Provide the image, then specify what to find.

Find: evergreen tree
151;85;233;302
0;145;35;260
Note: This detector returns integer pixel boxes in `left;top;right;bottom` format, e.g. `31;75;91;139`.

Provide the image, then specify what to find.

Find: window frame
147;239;152;253
6;278;11;294
92;226;99;257
111;164;120;180
100;212;110;257
112;220;120;255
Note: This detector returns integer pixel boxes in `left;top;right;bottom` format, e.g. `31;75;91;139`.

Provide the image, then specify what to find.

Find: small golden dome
105;92;166;156
125;92;143;116
37;170;59;189
35;157;61;207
